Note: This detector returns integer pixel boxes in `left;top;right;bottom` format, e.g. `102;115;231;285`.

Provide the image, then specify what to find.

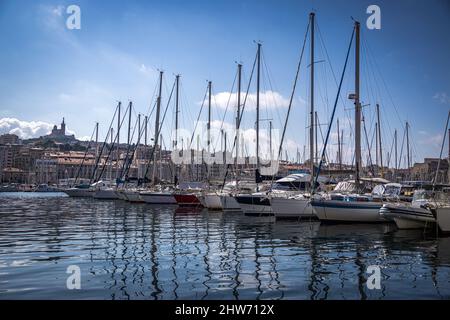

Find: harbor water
0;192;450;300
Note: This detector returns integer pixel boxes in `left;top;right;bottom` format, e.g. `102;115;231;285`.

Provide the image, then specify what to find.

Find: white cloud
203;90;297;111
139;64;154;77
51;5;64;17
433;92;450;105
0;118;76;139
418;133;443;147
0;118;53;139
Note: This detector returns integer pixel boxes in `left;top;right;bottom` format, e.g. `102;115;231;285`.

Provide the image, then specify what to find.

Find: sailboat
309;20;395;223
63;122;99;198
93;101;132;200
380;111;450;229
138;71;179;205
269;12;322;220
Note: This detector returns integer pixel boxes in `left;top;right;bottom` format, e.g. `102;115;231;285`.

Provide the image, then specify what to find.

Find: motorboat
380;189;449;229
269;173;328;219
200;181;253;211
234;191;273;216
235;173;327;217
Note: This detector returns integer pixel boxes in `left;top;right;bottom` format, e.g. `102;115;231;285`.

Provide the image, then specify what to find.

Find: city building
0;133;21;145
43;118;76;142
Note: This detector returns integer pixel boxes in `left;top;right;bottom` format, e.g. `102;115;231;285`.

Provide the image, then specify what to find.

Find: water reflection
0;193;450;299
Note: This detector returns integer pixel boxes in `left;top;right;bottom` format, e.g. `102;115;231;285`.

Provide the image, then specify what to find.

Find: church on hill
45;118;76;142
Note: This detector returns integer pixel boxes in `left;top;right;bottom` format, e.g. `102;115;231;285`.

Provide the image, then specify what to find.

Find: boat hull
219;194;242;211
124;190;144;203
311;199;384;222
380;203;436;229
64;188;94;198
93;189;118;200
436;207;450;232
140;192;177;204
202;194;223;210
234;195;273;216
115;190;128;201
270;196;315;219
173;193;202;207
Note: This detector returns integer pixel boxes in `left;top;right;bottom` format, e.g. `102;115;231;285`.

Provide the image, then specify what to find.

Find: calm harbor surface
0;192;449;300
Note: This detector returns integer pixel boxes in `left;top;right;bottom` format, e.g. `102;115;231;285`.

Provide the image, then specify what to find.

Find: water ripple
0;193;450;299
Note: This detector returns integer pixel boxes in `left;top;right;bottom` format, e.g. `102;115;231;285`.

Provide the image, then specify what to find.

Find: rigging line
158;78;177;139
313;24;355;192
219;50;258;189
364;38;404;126
141;77;177;182
433;111;450;188
398;125;406;169
274;17;310;167
238;48;258;127
74;123;97;185
95;103;131;183
362;110;374;175
213;71;238;151
119;113;140;179
386;129;395;168
316;113;331;164
261;50;283;129
362;39;395;145
189;85;209;149
122;116;151;186
316;22;351;118
90;102;120;182
146;78;160;116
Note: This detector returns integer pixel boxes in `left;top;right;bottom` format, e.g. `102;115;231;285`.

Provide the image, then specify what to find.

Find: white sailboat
270;173;327;219
92;181;118;200
380;189;449;229
436;206;450;232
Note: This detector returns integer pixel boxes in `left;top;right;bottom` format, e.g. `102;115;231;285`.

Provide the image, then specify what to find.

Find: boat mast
224;131;227;165
175;75;180;150
337;118;342;170
315;111;318;165
354;20;362;185
207;80;212;155
394;129;398;178
236;63;242;188
406;121;410;175
269;121;273;160
110;127;114;181
127;102;132;146
152;71;163;184
375;122;378;170
309;12;315;186
138;114;141;145
174;74;180;185
116;103;121;180
95;122;99;161
256;42;261;169
376;103;383;177
144;116;148;146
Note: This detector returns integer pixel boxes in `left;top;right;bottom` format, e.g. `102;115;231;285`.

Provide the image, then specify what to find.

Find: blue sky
0;0;449;166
